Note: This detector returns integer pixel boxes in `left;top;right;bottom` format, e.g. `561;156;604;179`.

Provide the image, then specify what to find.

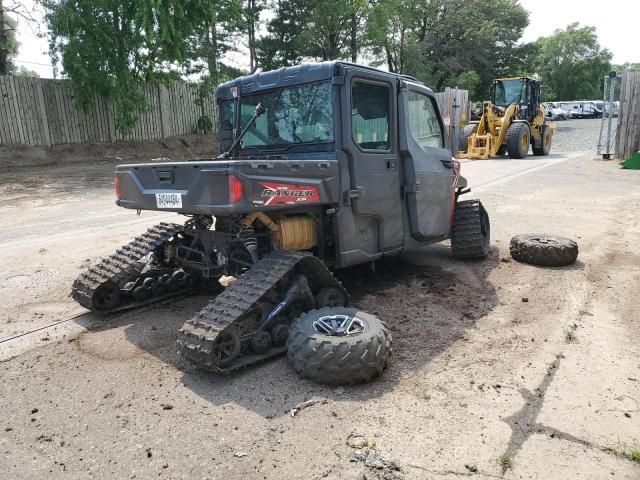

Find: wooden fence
0;76;217;147
435;87;470;154
615;71;640;160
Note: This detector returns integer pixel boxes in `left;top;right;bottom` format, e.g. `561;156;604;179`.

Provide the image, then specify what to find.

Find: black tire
451;200;490;259
496;145;507;156
532;125;552;156
287;307;392;386
509;234;578;267
506;122;530;159
459;124;478;153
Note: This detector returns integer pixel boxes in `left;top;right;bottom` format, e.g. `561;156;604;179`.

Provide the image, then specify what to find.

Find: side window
407;91;443;149
351;82;390;150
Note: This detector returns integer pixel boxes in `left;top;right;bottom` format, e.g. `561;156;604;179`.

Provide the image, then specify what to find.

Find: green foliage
15;65;38;77
196;114;213;134
42;0;243;134
257;0;366;69
532;23;612;101
0;14;19;75
360;0;529;99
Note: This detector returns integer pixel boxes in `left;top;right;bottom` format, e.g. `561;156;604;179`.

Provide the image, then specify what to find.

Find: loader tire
532;125;552;156
287;307;391;386
459;124;478;153
509;234;578;267
451;200;490;259
506;122;530;159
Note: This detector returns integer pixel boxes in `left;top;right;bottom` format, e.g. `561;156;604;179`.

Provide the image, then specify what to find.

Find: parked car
543;102;568;121
558;101;602;119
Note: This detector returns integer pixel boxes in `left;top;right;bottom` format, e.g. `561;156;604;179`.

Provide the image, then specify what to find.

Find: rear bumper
115;159;341;215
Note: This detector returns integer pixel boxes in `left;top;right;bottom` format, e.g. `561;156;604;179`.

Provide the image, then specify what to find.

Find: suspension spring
239;226;259;263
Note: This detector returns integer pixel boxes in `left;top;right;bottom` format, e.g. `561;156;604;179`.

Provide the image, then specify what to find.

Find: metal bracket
403;183;421;195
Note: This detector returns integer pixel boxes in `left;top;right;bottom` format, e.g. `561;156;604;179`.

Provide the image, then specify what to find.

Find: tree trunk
385;45;396;73
350;12;357;62
0;0;8;75
206;20;218;85
247;0;258;73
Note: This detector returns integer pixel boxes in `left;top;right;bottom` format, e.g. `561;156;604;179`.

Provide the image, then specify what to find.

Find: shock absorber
239;226;259;263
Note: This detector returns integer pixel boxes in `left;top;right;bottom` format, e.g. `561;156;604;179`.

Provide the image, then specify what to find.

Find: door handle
386;159;397;170
440;159;455;169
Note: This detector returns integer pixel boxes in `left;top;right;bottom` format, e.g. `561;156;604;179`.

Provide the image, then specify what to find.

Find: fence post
35;80;52;147
158;84;168;138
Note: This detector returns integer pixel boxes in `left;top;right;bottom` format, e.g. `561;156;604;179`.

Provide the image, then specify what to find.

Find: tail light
114;176;121;201
228;175;244;204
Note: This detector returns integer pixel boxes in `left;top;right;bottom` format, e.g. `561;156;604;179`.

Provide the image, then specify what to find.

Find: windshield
238;81;333;149
493;80;526;107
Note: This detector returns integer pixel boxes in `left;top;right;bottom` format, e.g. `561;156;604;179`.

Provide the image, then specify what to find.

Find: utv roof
215;61;430;99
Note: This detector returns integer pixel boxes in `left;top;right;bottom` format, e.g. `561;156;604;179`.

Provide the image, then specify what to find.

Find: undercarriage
71;214;347;372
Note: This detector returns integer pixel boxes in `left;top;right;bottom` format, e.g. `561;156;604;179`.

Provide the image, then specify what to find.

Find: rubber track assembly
71;222;185;312
177;250;344;373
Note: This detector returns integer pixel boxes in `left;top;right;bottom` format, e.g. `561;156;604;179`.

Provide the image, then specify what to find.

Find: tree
1;0;36;74
257;0;367;69
43;0;244;133
532;23;612;101
365;0;528;98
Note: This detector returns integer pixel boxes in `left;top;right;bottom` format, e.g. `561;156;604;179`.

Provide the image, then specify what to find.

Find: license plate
155;192;182;209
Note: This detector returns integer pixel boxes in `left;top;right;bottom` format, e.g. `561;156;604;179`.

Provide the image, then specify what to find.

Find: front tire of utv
451;200;490;259
287;307;392;386
506;122;530;159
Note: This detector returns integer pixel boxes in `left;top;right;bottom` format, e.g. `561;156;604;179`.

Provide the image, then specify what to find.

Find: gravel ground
552;117;617;154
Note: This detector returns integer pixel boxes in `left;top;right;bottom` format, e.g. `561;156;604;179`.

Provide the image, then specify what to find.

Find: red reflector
114;176;121;201
228;175;244;204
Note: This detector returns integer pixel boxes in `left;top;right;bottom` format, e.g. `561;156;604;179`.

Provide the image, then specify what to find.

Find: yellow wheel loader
458;77;556;160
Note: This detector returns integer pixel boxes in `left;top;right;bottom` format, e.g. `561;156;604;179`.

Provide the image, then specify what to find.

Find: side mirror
255;102;266;117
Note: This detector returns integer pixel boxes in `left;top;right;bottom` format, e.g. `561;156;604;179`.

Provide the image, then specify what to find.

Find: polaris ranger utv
72;61;490;385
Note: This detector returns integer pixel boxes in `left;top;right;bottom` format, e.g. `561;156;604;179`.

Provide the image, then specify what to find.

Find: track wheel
532;125;552;156
315;287;348;308
92;282;121;311
212;328;241;367
451;200;490;259
251;331;272;354
509;234;578;267
287;307;392;386
506;122;530;158
271;324;289;347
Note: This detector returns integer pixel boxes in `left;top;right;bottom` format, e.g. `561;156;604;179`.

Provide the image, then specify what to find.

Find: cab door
398;82;456;241
340;69;404;253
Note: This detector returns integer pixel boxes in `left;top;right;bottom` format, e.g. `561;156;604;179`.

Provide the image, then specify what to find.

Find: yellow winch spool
241;212;317;251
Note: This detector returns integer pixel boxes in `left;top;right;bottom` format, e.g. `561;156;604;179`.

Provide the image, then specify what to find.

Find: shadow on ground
84;244;503;418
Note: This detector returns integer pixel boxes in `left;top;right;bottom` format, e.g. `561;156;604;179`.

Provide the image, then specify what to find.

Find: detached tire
532;125;552;156
287;307;391;386
451;200;491;259
510;234;578;267
506;122;530;159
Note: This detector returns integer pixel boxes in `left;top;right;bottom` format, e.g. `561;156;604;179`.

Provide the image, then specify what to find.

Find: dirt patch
0;133;219;169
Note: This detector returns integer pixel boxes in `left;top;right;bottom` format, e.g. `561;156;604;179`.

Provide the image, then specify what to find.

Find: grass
612;440;640;464
499;451;513;473
564;326;577;343
417;389;431;401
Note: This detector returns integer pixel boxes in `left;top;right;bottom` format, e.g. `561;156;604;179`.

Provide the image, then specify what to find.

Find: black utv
72;61;490;385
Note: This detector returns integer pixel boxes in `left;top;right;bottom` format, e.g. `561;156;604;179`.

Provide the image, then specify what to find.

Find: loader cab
490;77;541;122
215;62;458;268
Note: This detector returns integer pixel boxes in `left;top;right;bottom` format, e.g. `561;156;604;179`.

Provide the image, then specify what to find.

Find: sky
9;0;639;79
